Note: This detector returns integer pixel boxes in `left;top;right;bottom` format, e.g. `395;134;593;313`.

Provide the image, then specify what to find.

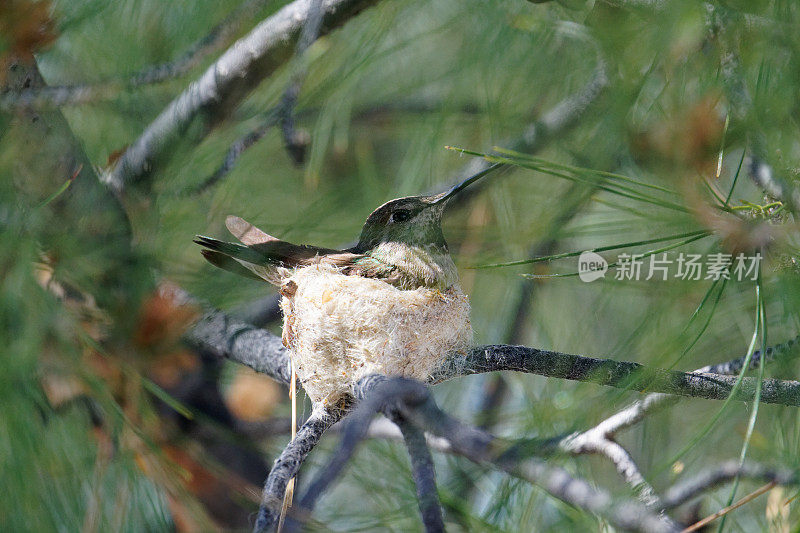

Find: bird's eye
390;209;412;223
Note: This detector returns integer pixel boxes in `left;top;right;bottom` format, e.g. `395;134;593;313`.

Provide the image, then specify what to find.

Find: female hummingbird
195;166;494;405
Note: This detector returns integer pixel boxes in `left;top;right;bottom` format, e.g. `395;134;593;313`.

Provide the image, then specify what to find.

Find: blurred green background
2;0;800;530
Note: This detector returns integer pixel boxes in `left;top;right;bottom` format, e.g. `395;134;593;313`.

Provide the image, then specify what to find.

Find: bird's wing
197;216;401;285
199;249;265;281
225;215;276;245
335;254;401;284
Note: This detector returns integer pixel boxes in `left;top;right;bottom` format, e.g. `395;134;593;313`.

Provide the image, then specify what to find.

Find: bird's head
354;164;499;252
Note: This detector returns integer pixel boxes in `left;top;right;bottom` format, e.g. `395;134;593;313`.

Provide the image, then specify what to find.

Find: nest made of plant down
281;263;472;405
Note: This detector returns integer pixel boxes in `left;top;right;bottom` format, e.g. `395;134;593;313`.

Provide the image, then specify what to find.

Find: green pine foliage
2;0;800;530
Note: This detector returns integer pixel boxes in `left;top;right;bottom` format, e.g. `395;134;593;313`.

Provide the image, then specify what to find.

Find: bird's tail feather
195;236;283;283
194;236;268;265
199;250;265;281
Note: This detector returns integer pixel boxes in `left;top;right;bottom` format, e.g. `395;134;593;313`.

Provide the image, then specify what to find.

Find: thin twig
278;0;324;166
696;334;798;374
195;97;487;196
277;358;300;533
561;432;662;508
681;482;777;533
191;110;281;194
549;333;799;510
662;462;796;510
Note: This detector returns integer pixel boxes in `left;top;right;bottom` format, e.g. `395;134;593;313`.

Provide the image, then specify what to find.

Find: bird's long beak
429;162;504;206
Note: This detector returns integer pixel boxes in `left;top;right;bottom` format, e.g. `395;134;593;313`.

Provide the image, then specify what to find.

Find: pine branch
191;0;325;194
556;336;800;465
344;377;680;533
435;344;800;406
240;396;800;529
661;461;797;510
186;310;292;384
388;415;445;533
549;336;799;509
102;0;382;196
0;0;271;111
561;433;662;508
254;407;346;533
184;307;800;531
185;308;800;407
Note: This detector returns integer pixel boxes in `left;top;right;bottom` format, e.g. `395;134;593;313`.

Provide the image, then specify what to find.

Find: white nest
280;263;472;405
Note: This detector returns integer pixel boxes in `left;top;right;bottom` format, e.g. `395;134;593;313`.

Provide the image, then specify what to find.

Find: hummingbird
194;165;496;405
